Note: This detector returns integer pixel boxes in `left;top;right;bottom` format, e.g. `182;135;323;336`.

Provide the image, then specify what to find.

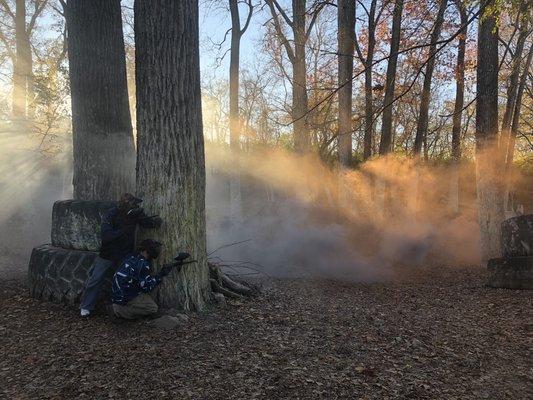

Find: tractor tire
501;214;533;258
28;244;113;306
487;256;533;290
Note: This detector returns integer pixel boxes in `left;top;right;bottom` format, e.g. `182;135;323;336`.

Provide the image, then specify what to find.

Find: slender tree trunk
135;0;210;310
449;0;467;214
413;0;448;155
410;0;447;214
229;0;242;220
65;0;135;200
451;2;466;161
500;6;529;165
12;0;27;120
229;0;241;150
378;0;403;155
337;0;355;166
475;5;504;264
504;42;533;202
25;40;35;121
363;0;377;160
293;0;309;152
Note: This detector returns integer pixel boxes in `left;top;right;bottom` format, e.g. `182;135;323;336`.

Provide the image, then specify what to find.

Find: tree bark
475;5;505;264
65;0;136;200
363;0;377;160
135;0;210;310
413;0;448;155
378;0;403;155
337;0;355;166
448;0;467;214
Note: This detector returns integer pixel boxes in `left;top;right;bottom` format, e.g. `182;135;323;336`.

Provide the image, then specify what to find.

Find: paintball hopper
173;252;196;266
175;252;191;263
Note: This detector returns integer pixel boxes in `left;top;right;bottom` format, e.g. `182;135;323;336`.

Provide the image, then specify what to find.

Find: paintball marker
159;252;197;277
171;252;196;267
126;207;162;226
126;207;145;219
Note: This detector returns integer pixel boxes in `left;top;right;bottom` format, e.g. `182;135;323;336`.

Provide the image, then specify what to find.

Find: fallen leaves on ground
0;265;531;399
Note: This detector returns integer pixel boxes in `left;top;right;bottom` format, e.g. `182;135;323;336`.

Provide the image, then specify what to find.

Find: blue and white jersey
111;253;162;305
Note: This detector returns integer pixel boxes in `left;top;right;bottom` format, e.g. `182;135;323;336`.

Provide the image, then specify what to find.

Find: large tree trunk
293;0;309;152
363;0;377;161
12;0;28;121
135;0;210;310
448;0;467;215
475;5;505;264
337;0;355;166
413;0;448;155
65;0;135;200
378;0;403;155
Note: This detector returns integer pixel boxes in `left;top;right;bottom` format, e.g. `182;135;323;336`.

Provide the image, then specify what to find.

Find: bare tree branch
265;0;295;63
305;1;327;41
27;0;49;35
270;0;293;29
0;0;15;19
283;2;486;128
0;26;14;58
240;0;254;35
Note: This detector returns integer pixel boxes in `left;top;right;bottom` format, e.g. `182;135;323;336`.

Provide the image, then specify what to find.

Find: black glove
121;224;136;235
147;216;163;229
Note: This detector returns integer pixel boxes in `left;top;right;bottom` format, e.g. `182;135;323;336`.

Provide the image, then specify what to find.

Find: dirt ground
0;266;531;400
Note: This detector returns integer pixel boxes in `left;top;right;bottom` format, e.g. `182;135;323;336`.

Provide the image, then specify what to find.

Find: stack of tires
487;214;533;289
28;200;115;305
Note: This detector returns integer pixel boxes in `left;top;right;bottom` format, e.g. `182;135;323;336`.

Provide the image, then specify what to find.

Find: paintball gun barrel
127;207;160;221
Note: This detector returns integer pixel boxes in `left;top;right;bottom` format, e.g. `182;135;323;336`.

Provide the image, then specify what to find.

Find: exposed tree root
210;279;242;299
209;262;255;301
220;272;253;295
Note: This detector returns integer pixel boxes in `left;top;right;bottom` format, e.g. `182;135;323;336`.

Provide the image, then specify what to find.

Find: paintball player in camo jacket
108;239;190;320
79;193;162;317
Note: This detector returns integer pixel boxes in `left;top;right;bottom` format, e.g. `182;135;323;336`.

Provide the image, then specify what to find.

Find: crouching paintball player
79;193;162;317
108;239;192;320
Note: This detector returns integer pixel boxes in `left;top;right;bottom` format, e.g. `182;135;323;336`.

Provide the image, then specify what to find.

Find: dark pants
112;294;158;319
80;257;115;311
